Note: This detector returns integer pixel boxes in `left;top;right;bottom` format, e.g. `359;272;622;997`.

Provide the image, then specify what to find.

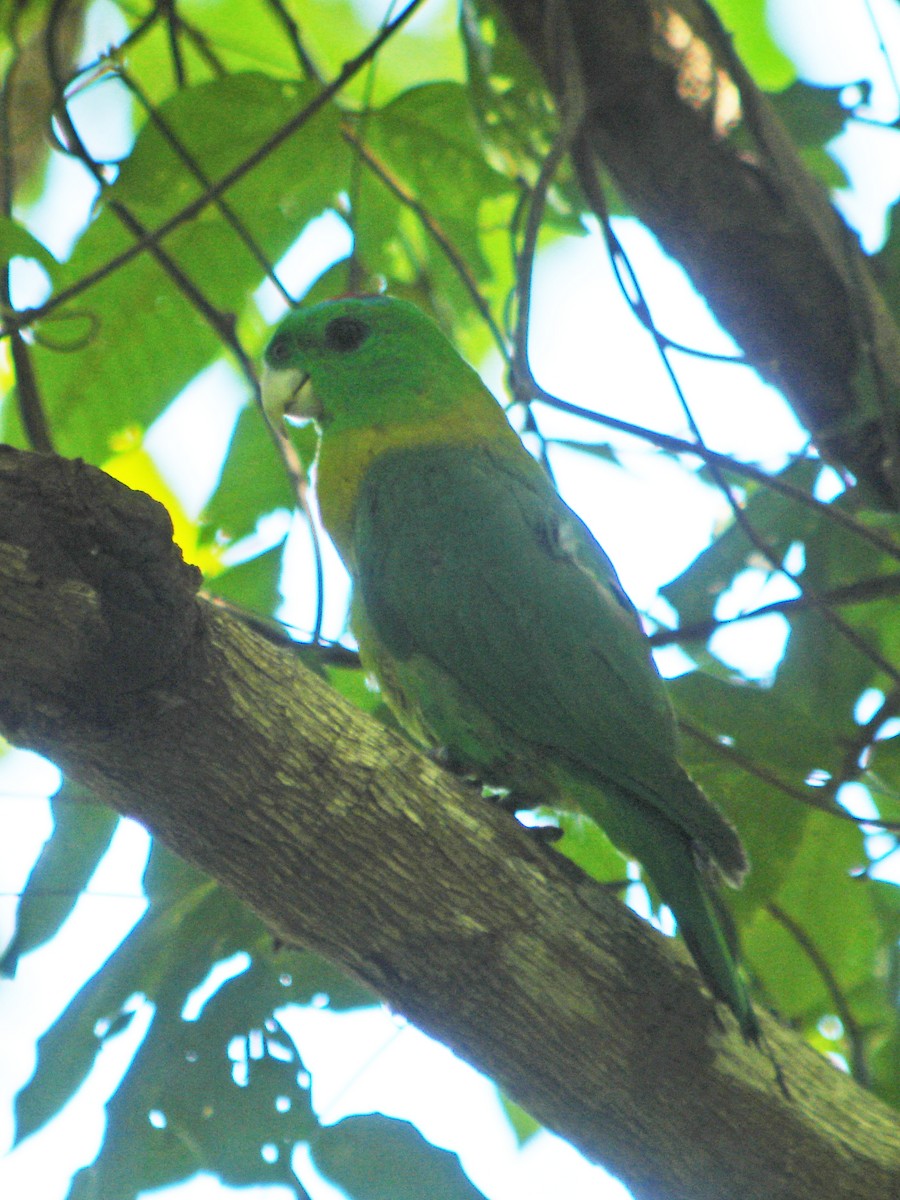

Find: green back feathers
353;443;748;887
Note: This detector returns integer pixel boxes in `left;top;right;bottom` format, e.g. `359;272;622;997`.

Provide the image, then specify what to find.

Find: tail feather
583;779;759;1042
671;867;759;1043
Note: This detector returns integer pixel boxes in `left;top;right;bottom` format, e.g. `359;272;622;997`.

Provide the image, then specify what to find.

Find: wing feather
353;443;743;874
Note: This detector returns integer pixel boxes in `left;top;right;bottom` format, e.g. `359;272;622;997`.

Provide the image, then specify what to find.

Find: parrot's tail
670;863;760;1044
584;781;760;1043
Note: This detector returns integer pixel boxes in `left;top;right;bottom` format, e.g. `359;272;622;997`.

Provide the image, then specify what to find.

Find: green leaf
209;538;286;617
743;814;883;1029
69;966;319;1200
0;216;59;277
661;459;819;629
363;81;511;276
460;0;585;226
550;439;622;467
774;502;899;728
866;732;900;824
548;810;630;886
498;1094;542;1146
867;882;900;1107
313;1114;488;1200
326;664;385;718
770;82;850;150
669;672;823;913
0;788;118;977
204;404;299;542
706;0;796;91
798;146;848;190
871;1013;900;1109
290;0;465;104
32;74;348;462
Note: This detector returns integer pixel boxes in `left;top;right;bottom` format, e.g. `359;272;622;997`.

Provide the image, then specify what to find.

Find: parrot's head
261;295;472;433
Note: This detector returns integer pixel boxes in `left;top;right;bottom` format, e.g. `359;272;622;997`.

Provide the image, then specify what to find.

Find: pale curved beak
260;364;320;425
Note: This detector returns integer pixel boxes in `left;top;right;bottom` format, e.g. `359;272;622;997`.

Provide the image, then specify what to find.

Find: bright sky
2;2;900;1199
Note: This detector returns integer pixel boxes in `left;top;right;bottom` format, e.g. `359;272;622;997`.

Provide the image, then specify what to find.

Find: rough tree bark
492;0;900;507
1;446;898;1200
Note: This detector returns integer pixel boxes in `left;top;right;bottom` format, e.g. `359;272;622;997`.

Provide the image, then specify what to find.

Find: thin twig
263;0;322;82
1;0;428;339
343;1;393;295
649;573;900;647
343;128;507;359
682;720;900;832
162;0;186;89
204;596;361;667
766;902;869;1085
0;30;55;452
117;65;293;305
508;5;586;477
537;393;900;566
510;0;586;375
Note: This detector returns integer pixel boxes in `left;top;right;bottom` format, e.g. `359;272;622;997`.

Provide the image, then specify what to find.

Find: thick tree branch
0;446;898;1200
493;0;900;506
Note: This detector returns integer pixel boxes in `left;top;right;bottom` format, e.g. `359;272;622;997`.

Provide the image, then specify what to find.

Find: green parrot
261;294;759;1043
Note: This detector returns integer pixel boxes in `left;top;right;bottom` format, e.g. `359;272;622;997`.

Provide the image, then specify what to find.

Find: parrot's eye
324;316;370;353
268;336;293;365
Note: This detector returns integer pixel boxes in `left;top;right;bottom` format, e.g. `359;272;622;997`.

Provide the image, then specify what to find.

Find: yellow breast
315;401;521;568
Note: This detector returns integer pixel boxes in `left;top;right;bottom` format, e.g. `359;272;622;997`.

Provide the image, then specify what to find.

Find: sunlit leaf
103;434;225;575
209;539;286;616
0;217;59;277
204;404;301;543
706;0;796;91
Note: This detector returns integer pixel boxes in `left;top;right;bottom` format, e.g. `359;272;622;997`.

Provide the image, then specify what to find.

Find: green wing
352;443;745;880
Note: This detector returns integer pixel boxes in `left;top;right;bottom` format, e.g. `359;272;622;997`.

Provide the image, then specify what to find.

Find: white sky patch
770;1;900;249
6;258;54;311
837;781;900;882
19;153;100;260
708;564;800;680
278;508;352;644
19;0;131;257
831;121;900;250
255;212;354;321
280;1004;630;1200
854;686;886;724
181;953;252;1022
0;813;150;1187
770;0;900;120
144;361;248;518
